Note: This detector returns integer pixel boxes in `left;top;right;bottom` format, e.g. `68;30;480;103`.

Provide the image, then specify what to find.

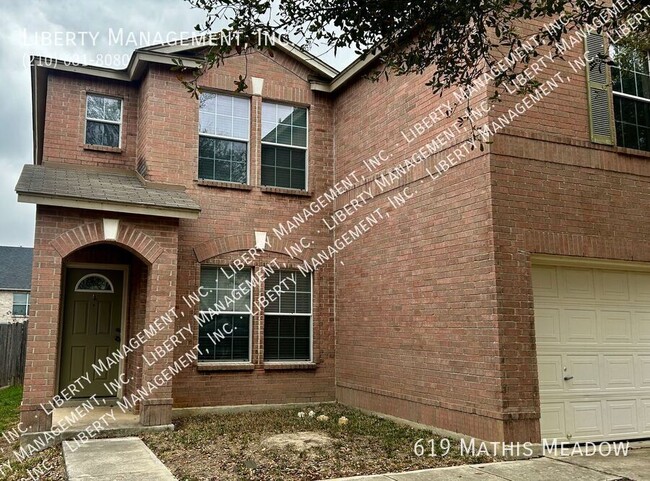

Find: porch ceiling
15;164;201;219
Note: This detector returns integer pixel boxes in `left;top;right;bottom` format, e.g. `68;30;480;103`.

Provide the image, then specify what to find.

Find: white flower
308;410;316;417
338;416;349;425
297;411;306;418
317;415;330;422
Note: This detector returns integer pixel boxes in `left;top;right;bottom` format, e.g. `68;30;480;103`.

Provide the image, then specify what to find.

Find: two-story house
15;28;650;445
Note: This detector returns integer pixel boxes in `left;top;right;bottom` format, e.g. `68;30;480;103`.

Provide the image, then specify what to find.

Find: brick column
139;251;178;426
20;241;62;432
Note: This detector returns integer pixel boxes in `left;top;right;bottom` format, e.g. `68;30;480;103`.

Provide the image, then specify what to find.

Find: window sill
197;362;255;372
195;179;254;191
82;144;123;153
264;362;317;371
260;186;312;197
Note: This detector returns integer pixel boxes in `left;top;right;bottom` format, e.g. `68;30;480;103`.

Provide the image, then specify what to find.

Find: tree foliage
180;0;649;98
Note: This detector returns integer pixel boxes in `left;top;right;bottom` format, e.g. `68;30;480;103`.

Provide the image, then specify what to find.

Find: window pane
85;121;102;145
277;104;293;125
12;305;27;316
86;95;104;119
199;92;217;113
199;112;216;135
292;108;307;127
292;126;307;147
261;146;306;190
262;121;277;143
200;267;251;312
276;124;292;145
104;98;122;122
198;313;250;361
13;293;28;304
232;97;249;118
215;114;233;137
261;101;308;147
264;315;310;361
103;124;120;147
614;93;650;152
86;121;120;147
638;72;650;100
198;157;215;181
198;137;248;182
265;270;311;314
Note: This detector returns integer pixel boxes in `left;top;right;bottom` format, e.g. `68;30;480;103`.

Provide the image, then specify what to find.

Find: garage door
533;262;650;443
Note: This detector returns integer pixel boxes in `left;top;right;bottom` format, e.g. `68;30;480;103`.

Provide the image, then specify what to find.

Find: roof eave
16;192;201;220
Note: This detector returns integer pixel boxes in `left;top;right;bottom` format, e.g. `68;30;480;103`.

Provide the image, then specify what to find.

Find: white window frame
198;267;253;363
263;270;313;363
12;293;29;317
611;48;650;150
260;101;309;191
84;93;123;148
198;91;251;185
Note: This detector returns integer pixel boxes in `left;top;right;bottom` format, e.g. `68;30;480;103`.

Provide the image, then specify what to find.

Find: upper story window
12;293;29;316
199;92;250;184
611;50;650;152
261;102;308;190
85;94;122;148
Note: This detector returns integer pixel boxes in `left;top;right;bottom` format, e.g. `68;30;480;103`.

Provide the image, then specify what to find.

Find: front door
60;268;123;398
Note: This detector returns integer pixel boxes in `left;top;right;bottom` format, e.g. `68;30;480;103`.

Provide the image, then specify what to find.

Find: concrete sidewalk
324;448;650;481
63;437;176;480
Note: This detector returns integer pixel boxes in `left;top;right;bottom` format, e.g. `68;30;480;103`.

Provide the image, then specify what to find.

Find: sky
0;0;357;248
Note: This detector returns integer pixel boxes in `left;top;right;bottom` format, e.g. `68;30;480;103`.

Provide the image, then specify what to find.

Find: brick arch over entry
193;233;310;262
51;220;164;264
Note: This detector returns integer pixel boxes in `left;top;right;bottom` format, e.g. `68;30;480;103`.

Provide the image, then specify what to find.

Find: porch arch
51;220;164;264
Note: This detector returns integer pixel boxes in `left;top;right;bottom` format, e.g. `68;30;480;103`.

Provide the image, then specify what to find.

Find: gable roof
30;36;342;165
0;246;33;291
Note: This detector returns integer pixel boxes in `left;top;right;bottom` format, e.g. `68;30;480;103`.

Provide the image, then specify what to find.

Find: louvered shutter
586;33;614;145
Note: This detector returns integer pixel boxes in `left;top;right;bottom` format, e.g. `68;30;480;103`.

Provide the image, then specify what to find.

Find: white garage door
533;262;650;443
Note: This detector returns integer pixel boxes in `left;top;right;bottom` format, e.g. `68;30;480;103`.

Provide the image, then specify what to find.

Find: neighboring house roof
0;246;33;291
16;164;201;219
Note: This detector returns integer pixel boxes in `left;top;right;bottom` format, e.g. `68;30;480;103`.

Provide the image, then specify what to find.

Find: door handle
563;375;574;381
115;336;121;342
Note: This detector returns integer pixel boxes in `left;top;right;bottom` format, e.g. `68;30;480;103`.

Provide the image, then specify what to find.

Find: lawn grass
0;386;65;481
143;403;498;481
0;386;23;432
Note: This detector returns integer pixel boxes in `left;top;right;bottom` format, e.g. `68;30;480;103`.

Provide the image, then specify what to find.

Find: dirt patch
143;403;498;481
262;431;333;452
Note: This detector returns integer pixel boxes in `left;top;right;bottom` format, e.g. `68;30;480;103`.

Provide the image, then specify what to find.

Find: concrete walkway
63;437;176;480
324;448;650;480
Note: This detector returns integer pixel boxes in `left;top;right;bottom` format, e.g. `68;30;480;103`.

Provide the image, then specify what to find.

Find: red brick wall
488;133;650;441
34;49;337;412
22;206;179;430
42;71;138;168
148;51;337;407
489;19;591;142
329;64;527;440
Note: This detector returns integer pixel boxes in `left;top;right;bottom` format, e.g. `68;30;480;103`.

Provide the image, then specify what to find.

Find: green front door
60;268;123;398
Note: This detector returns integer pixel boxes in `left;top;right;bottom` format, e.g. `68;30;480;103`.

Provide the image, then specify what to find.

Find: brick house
15;29;650;444
0;246;33;323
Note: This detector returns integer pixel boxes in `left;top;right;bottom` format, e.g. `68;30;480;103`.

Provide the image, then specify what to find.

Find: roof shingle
0;246;33;291
16;164;201;218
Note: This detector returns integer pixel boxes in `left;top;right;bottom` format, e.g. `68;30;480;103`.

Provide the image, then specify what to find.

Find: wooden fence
0;321;28;387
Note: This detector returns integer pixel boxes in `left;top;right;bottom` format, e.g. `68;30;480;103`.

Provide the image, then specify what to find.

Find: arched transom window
75;274;114;293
